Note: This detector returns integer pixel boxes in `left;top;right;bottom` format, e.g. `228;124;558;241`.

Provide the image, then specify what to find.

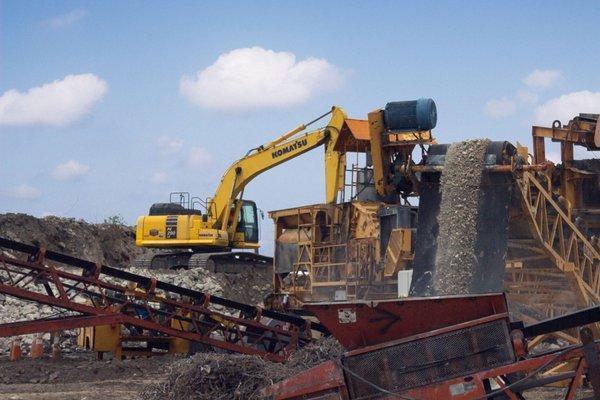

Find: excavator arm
209;106;348;234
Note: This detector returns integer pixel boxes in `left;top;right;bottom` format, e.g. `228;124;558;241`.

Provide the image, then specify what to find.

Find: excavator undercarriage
134;249;272;273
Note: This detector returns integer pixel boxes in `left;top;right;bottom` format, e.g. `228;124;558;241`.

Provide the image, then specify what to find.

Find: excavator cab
233;200;259;244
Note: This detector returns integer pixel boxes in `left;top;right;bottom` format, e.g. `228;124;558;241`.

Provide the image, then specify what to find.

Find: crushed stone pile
140;336;344;400
0;213;272;354
432;139;490;295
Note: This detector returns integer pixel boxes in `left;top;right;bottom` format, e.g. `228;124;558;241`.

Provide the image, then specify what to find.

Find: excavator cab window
236;200;259;243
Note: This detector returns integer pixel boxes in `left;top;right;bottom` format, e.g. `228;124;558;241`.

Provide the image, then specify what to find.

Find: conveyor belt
0;237;327;362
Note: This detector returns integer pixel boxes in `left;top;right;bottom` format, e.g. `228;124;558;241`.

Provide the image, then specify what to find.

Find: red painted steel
0;243;315;362
303;293;508;350
262;360;347;399
344;313;510;358
265;335;600;399
0;314;124;336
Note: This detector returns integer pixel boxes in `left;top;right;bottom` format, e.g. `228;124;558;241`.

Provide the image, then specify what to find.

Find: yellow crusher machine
267;101;600;340
135;106;350;271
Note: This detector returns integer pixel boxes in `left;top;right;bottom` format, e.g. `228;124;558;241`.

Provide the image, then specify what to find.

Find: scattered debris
140;337;344;400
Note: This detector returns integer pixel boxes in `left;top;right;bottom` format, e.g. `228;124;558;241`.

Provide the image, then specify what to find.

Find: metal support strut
0;237;326;362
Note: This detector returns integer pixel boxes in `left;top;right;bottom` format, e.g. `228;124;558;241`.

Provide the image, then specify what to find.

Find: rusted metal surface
343;315;515;398
302;293;508;350
265;318;600;400
0;237;322;362
400;345;595;400
0;314;124;336
262;360;347;399
267;345;600;399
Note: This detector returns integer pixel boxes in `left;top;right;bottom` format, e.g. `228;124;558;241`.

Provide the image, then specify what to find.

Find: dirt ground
0;352;178;400
0;213;150;269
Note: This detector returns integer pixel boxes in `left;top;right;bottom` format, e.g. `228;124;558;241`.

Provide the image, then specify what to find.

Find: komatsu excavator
135;106;348;271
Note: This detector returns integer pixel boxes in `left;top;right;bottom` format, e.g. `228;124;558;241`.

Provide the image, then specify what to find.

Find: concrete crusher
268;102;600;319
265;102;600;398
268;101;543;306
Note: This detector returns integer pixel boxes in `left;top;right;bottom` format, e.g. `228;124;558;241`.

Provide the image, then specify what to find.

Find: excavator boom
211;106;348;233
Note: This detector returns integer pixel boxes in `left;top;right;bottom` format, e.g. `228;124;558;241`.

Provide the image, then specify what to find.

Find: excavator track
189;252;272;273
134;251;273;273
133;253;155;269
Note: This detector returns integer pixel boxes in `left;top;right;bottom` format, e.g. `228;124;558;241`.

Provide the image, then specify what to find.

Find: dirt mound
140;336;344;400
0;213;147;268
433;139;490;295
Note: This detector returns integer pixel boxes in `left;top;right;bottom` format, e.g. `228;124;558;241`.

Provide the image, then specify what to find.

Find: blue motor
384;98;437;131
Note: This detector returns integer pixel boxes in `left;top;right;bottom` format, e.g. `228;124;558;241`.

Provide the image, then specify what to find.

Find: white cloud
52;160;90;181
151;172;169;184
180;46;345;109
523;69;563;89
187;147;212;168
484;98;517;118
157;135;184;156
5;184;42;200
545;151;561;163
517;90;539;105
0;74;107;127
534;91;600;125
43;9;88;29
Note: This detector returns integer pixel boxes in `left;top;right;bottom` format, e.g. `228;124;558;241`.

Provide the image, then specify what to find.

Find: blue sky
2;1;600;255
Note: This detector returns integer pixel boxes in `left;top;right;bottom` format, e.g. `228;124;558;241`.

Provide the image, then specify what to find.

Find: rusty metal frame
264;330;600;400
0;237;322;362
0;314;124;336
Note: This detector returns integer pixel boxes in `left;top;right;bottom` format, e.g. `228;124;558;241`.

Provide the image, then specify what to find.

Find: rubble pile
0;213;147;267
140;337;344;400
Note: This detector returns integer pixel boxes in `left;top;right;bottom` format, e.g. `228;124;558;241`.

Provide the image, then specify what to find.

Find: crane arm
208;106;348;230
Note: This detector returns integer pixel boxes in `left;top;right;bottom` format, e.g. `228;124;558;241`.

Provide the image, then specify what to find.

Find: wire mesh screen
343;319;515;398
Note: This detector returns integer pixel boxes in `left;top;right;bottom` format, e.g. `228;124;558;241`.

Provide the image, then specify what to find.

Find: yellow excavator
135;106;348;271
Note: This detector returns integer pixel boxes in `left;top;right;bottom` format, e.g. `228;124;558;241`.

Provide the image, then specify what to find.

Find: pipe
403;163;548;174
